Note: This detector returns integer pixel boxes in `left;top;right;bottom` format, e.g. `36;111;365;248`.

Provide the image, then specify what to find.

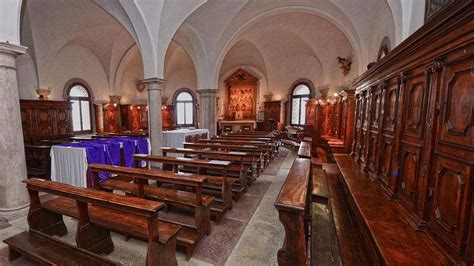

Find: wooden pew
334;154;453;265
199;139;272;164
134;154;235;213
274;158;311;266
182;142;265;169
14;178;180;266
4;230;117;266
297;141;311;159
88;164;212;259
162;147;257;183
216;134;279;154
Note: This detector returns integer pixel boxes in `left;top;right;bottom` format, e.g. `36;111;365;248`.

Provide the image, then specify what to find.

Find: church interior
0;0;472;265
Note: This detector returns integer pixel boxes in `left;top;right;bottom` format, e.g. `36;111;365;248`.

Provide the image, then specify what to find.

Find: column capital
142;77;166;89
0;42;27;56
197;89;218;95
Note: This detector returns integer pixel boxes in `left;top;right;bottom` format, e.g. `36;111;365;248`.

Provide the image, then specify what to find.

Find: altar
219;120;257;132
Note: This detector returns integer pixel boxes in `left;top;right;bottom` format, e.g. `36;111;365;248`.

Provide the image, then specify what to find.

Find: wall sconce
36;87;51;100
337;56;352;76
136;80;145;93
109;95;122;107
137;106;141;110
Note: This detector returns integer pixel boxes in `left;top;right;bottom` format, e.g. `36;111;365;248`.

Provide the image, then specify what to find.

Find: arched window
174;89;196;127
68;84;92;133
290;83;311;125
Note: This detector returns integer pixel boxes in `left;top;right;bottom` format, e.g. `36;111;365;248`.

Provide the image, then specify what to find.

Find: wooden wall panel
20;100;72;144
350;1;472;262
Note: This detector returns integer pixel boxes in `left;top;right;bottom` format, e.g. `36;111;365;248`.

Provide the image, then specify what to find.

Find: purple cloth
56;137;149;184
109;138;136;167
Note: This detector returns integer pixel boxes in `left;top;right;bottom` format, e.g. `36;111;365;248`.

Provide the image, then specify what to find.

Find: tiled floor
0;148;296;266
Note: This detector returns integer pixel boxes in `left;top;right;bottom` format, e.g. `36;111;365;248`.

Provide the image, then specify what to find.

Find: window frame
67;83;93;134
173;89;196;128
290;83;312;126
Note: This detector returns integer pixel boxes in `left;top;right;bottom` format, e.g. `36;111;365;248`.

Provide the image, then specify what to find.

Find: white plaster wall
217;12;351;107
47;45;109;101
117;46;146;104
163;43;198;101
368;0;397;63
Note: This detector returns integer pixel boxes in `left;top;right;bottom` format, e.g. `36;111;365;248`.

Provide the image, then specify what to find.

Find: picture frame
425;0;453;22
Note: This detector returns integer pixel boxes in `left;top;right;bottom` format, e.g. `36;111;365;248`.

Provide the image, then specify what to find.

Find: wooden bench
274;158;311;266
162;147;257;183
200;139;272;164
334;154;454;265
311;168;329;205
297;141;311;159
88;164;212;259
13;178;180;266
4;230;117;265
134;154;236;213
182;142;265;169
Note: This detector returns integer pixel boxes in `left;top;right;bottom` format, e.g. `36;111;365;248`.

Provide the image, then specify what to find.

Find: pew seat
17;178;180;265
311;168;329;205
334;154;453;265
100;179;214;209
4;230;117;266
297;141;311;158
42;197;180;245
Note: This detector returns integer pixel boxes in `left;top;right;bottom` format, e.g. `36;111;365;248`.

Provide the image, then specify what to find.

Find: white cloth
50;146;88;188
162;129;209;148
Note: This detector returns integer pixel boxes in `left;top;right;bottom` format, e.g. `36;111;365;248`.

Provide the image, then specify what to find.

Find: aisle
0;148;296;266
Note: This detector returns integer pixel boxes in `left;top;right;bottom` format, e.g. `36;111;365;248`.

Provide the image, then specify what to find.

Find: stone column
198;89;218;136
143;78;165;156
0;42;29;220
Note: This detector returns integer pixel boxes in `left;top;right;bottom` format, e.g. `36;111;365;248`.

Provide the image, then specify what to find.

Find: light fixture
109;95;122;107
333;93;339;97
137;106;141;110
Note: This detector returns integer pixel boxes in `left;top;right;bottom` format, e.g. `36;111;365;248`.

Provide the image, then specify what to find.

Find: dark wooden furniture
162;105;176;131
200;139;272;163
88;164;212;259
133;154;235;213
103;104;120;133
14;178;180;266
274;158;311;266
24;144;52;180
182;142;265;169
263;101;281;131
349;1;472;263
20;100;72;144
162;147;257;183
4;230;117;266
334;154;454;265
297;141;311;159
120;104;148;132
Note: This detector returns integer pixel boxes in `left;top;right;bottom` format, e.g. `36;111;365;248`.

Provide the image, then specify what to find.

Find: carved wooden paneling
370;87;382;130
379;136;394;186
437;56;473;150
351;2;472;262
367;132;378;172
403;72;427;137
264;101;281;131
430;154;472;254
20;100;72;144
399;143;421;211
383;81;399;133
